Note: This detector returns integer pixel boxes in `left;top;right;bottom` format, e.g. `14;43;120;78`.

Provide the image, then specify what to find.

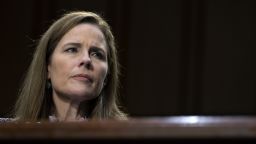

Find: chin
68;91;97;101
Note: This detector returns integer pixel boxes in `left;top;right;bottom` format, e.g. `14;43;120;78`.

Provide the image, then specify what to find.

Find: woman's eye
65;47;78;53
91;52;102;58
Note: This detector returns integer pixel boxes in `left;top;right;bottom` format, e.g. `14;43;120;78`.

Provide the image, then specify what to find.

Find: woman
14;11;127;121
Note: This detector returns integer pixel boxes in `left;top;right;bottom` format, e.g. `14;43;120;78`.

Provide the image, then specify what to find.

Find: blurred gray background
1;0;256;117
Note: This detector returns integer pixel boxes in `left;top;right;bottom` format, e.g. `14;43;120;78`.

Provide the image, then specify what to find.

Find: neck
52;92;85;121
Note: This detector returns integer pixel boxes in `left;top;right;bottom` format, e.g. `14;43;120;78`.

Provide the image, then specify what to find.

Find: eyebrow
63;42;107;53
90;46;107;54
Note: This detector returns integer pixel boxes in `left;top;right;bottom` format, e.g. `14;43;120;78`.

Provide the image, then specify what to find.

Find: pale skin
48;23;108;121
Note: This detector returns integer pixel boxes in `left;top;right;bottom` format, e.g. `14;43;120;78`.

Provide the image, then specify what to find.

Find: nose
79;51;92;69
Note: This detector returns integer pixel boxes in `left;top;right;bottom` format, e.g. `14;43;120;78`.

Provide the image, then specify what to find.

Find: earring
47;80;52;89
104;76;108;86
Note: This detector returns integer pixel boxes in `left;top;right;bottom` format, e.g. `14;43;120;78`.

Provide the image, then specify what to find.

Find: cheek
48;58;74;80
94;63;108;85
100;64;108;81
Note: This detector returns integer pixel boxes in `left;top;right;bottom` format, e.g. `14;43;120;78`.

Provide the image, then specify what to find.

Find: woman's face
48;23;108;102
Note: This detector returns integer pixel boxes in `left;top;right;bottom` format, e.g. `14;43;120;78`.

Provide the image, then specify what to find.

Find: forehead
59;23;107;47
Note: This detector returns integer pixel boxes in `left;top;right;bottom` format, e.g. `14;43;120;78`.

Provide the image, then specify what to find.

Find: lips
72;74;93;82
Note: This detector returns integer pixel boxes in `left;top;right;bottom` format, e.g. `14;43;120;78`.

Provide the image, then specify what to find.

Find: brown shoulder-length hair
14;11;127;121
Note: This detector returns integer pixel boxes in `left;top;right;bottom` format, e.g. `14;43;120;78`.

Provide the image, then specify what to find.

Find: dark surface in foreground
1;116;256;143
